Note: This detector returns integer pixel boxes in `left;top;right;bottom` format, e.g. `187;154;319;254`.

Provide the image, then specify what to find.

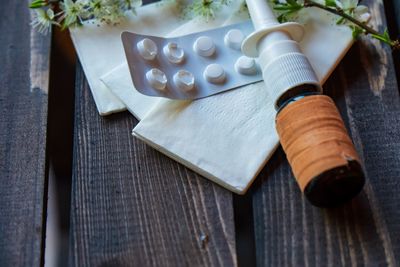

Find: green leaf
351;26;364;39
289;0;303;8
273;3;302;12
383;29;390;40
370;29;392;45
336;17;345;25
277;14;287;23
325;0;337;7
29;0;47;8
286;0;298;5
273;6;295;11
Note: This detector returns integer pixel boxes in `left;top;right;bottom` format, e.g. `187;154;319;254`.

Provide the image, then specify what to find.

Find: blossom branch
273;0;399;50
303;0;399;50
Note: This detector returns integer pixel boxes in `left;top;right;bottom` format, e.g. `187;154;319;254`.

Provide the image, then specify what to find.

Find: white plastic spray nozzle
242;0;304;57
246;0;279;29
242;0;321;108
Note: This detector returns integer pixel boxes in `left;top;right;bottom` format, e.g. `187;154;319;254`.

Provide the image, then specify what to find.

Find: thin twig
303;0;400;50
304;0;378;35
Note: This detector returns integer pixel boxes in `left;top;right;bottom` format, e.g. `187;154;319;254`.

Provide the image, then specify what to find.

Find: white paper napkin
69;2;188;115
132;9;354;194
134;83;279;193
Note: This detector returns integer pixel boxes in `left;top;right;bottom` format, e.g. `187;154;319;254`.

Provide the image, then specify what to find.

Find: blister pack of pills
121;20;263;100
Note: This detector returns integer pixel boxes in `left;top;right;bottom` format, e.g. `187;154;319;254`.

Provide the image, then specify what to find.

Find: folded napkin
71;2;353;193
70;2;188;115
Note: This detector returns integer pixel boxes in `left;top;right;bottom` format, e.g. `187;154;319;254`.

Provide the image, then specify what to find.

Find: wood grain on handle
276;95;361;191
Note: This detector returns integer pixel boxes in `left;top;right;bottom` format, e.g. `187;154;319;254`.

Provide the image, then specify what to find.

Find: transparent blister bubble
122;20;263;100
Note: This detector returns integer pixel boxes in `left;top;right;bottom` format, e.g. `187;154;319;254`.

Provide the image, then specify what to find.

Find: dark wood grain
393;0;400;30
252;0;400;266
69;65;237;267
0;1;51;266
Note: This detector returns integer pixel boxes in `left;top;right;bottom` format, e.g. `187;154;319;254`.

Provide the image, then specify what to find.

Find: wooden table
1;0;400;266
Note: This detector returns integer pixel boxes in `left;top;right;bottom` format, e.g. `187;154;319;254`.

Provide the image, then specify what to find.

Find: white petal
132;0;143;8
46;8;55;19
357;12;371;22
355;5;369;14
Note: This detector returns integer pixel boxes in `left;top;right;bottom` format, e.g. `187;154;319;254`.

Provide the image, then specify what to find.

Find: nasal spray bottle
242;0;365;207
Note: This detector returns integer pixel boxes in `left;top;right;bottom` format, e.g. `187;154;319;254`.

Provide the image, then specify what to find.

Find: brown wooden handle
275;95;365;207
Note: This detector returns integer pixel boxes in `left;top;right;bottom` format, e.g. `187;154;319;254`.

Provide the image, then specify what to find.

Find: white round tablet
173;70;195;92
234;56;257;75
193;36;216;57
163;42;185;64
224;29;245;50
204;64;226;84
146;68;167;91
137;38;158;60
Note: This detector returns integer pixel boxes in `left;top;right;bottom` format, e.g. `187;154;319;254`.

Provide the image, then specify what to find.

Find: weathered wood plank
69;65;237;266
0;1;51;266
252;0;400;266
393;0;400;30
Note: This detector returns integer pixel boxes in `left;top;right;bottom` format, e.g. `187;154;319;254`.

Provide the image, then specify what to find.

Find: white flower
59;0;87;27
340;0;358;10
91;0;141;24
354;5;371;23
335;0;371;23
31;9;59;34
